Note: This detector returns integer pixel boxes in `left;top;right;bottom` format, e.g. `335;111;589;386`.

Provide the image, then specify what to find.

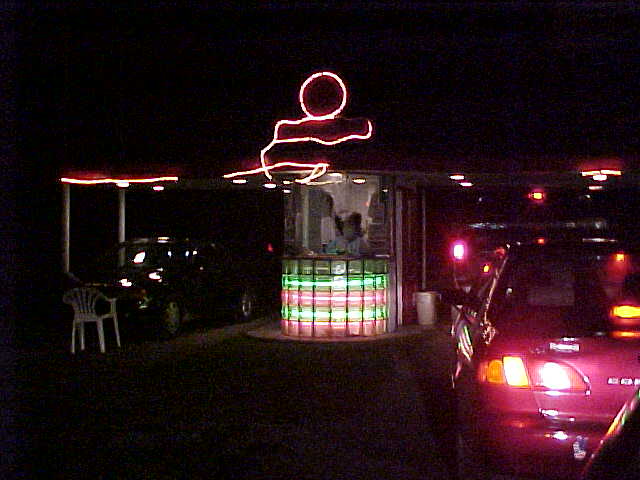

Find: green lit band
281;257;389;337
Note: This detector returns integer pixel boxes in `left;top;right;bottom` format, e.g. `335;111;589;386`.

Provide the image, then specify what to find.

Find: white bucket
416;291;440;327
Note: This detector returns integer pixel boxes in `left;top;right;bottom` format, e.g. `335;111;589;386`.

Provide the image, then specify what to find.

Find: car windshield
490;245;640;337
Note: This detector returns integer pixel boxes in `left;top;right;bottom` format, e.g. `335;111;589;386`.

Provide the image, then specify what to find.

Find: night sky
17;2;640;178
5;2;640;325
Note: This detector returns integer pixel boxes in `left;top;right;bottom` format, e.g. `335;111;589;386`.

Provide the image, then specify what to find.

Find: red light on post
452;241;466;261
528;189;546;203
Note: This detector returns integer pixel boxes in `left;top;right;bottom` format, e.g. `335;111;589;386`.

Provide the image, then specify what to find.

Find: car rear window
490;247;640;336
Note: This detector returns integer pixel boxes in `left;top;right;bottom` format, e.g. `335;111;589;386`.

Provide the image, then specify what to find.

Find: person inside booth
325;212;370;255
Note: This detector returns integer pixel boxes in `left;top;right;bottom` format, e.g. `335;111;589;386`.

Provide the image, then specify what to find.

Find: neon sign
61;176;179;185
224;71;373;184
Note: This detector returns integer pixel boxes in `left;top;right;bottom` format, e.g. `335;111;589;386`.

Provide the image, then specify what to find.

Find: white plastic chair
63;287;121;354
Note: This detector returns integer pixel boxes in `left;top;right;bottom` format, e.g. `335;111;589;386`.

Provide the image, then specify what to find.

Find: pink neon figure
224;71;373;184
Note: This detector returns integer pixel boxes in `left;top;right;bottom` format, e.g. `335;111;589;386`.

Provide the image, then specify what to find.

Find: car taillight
479;356;587;393
610;304;640;328
484;356;529;387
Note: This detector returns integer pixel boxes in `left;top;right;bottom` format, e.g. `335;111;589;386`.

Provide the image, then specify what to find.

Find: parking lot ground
11;316;458;479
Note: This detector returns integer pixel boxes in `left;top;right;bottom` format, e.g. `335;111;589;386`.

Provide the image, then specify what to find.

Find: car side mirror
439;288;480;310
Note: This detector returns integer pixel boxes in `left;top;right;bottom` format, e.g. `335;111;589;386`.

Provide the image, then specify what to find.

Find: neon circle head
299;71;348;120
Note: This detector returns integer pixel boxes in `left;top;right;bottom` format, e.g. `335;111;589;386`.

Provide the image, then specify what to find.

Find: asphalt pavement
10;315;461;479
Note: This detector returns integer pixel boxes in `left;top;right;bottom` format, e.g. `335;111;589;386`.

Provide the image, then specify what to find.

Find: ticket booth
278;172;393;337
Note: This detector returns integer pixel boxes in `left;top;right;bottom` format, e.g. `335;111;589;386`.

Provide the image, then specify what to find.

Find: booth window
283;174;390;256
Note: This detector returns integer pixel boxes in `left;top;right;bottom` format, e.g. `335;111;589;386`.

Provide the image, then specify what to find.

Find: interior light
282;180;292;185
329;172;343;178
601;169;622;176
152;185;165;191
616;253;626;262
482;263;491;273
119;278;132;288
158;237;170;243
536;237;547;245
116;182;130;188
450;174;465;181
283;189;292;194
133;251;146;264
232;179;248;184
459;182;473;187
148;272;162;281
589;185;604;191
263;183;277;189
593;174;608;182
352;178;366;184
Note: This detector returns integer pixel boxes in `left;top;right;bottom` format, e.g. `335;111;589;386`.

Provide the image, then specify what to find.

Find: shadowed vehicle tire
455;370;490;480
235;288;256;322
160;298;182;337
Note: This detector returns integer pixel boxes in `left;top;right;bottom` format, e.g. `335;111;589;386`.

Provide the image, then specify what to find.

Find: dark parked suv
81;238;278;337
444;238;640;479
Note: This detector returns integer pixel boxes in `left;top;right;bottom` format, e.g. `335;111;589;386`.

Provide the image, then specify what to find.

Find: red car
445;239;640;479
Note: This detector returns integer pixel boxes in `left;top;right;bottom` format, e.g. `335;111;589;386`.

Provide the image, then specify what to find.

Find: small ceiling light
232;179;248;184
352;178;366;184
148;271;162;281
601;169;622;176
282;180;292;185
592;174;608;182
263;183;277;189
459;181;473;187
116;182;130;188
450;174;465;181
133;251;146;264
283;189;292;194
152;185;164;191
589;185;604;191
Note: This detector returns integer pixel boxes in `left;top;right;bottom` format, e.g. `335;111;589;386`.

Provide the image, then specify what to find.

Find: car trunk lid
529;335;640;424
